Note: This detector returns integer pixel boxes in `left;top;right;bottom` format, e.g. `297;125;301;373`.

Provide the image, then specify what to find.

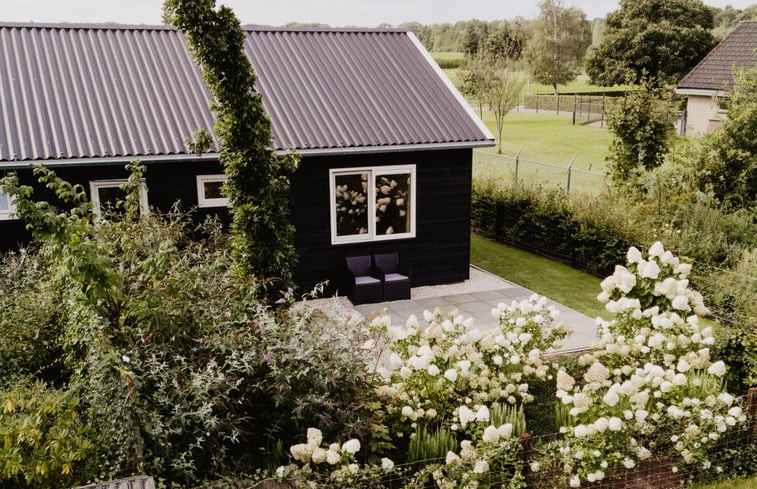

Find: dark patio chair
374;252;411;301
345;255;383;305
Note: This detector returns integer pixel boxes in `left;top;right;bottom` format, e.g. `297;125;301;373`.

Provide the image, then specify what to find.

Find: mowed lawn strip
470;233;607;320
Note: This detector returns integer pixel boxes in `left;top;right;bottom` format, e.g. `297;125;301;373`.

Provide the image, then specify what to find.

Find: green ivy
163;0;300;299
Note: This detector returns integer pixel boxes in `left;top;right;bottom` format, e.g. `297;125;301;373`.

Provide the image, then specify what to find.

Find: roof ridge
0;21;408;34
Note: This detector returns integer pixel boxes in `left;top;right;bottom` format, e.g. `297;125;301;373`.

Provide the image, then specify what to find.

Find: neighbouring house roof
0;23;493;166
676;21;757;95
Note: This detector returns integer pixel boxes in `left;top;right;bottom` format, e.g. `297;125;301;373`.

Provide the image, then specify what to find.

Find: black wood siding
2;148;473;294
291;148;472;293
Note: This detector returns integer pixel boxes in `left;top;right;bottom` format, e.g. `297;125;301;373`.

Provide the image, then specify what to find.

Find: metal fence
72;476;155;489
473;148;609;195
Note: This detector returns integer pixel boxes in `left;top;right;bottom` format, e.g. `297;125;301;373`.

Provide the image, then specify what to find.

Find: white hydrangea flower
708;361;726;377
341;439;361;455
445;451;460;465
381;457;394;471
649;241;665;257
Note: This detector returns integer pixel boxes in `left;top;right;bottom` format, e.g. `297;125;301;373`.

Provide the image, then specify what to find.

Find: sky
3;0;756;27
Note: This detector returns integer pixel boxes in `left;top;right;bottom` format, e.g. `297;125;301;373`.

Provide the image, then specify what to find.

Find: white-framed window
196;174;229;208
329;165;416;245
89;179;148;218
0;191;16;220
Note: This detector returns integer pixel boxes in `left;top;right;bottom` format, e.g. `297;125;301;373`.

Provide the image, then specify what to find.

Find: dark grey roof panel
677;21;757;92
0;23;492;163
0;24;215;162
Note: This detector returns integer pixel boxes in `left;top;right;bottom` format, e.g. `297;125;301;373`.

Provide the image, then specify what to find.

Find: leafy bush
0;379;92;489
0;164;382;487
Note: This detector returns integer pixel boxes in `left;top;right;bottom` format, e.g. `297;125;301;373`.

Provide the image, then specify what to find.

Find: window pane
0;193;9;211
203;180;225;199
334;172;368;237
97;186;127;213
375;172;410;235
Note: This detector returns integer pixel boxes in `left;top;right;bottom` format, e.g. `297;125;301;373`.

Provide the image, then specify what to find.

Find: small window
0;191;16;220
89;179;148;218
196;174;229;208
330;165;415;245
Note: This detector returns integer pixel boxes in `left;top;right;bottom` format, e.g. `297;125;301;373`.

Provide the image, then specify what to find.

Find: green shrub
0;378;92;489
0;164;383;487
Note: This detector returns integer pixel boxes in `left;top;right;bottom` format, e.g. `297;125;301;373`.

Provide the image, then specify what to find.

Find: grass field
472;111;613;194
470;233;607;320
695;476;757;489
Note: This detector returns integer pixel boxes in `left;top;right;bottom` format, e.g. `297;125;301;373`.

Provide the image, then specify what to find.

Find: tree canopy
585;0;716;86
524;0;592;95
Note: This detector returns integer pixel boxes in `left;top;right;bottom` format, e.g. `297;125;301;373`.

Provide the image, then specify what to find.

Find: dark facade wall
291;148;472;294
2;148;473;293
0;159;230;252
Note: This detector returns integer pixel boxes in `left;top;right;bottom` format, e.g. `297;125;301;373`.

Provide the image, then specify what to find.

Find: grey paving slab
340;267;599;352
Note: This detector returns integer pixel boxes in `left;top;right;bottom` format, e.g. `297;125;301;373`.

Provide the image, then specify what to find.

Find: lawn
696;476;757;489
472;111;613;194
470;233;607;320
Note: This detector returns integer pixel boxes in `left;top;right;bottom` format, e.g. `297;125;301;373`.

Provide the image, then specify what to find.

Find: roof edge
284;141;496;157
675;88;728;97
0;153;218;169
0;21;409;34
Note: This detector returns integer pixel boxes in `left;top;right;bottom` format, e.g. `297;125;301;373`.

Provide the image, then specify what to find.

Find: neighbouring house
0;23;493;293
675;21;757;136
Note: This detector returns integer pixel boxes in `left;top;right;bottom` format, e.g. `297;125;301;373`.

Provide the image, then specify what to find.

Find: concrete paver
351;269;599;352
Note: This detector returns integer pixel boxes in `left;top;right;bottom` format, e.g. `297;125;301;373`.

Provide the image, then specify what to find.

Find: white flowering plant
277;427;399;488
550;242;748;486
373;296;569;436
429;421;526;489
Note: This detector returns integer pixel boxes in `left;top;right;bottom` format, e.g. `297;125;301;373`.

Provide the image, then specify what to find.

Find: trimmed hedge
471;180;637;277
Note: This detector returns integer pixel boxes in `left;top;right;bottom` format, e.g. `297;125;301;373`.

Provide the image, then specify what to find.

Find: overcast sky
3;0;756;27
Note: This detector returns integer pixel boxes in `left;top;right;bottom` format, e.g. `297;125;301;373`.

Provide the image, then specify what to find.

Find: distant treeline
275;4;756;54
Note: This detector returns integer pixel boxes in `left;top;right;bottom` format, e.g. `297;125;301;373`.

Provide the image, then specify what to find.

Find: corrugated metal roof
0;23;492;163
677;21;757;92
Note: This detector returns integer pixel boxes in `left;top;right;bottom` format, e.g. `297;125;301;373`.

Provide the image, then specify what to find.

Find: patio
314;266;600;352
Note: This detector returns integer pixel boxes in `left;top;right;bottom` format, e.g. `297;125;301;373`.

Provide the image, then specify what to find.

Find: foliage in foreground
0;165;381;487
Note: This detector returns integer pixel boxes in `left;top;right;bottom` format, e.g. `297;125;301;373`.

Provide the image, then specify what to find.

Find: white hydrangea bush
552;242;747;486
277;427;397;487
373;295;569;433
433;421;526;489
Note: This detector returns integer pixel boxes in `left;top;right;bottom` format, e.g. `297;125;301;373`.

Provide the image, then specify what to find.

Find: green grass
470;233;606;320
472;111;612;194
695;476;757;489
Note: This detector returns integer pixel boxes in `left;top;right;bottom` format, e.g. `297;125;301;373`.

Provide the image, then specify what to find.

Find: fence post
601;95;605;127
556;94;560;116
536;93;539;113
566;154;577;194
572;98;576;125
748;386;757;444
514;146;524;187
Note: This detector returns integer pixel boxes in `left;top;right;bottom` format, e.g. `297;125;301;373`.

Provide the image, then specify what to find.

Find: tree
480;55;527;155
586;0;716;86
524;0;592;95
605;78;675;188
690;66;757;210
163;0;299;297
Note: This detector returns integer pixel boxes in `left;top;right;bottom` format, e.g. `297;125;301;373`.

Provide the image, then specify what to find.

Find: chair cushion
355;276;381;285
385;273;408;282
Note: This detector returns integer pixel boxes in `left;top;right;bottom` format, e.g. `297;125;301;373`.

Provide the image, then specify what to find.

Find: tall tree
164;0;299;296
524;0;592;95
586;0;716;86
605;78;675;188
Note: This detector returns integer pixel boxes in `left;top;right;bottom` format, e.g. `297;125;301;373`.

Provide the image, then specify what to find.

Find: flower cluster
374;295;569;432
289;428;361;466
552;242;747;486
279;428;397;488
434;420;524;489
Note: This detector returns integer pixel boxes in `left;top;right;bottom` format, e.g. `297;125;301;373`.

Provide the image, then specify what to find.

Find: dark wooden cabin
0;23;494;293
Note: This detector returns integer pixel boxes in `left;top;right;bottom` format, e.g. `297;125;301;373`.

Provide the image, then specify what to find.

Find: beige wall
686;94;724;136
